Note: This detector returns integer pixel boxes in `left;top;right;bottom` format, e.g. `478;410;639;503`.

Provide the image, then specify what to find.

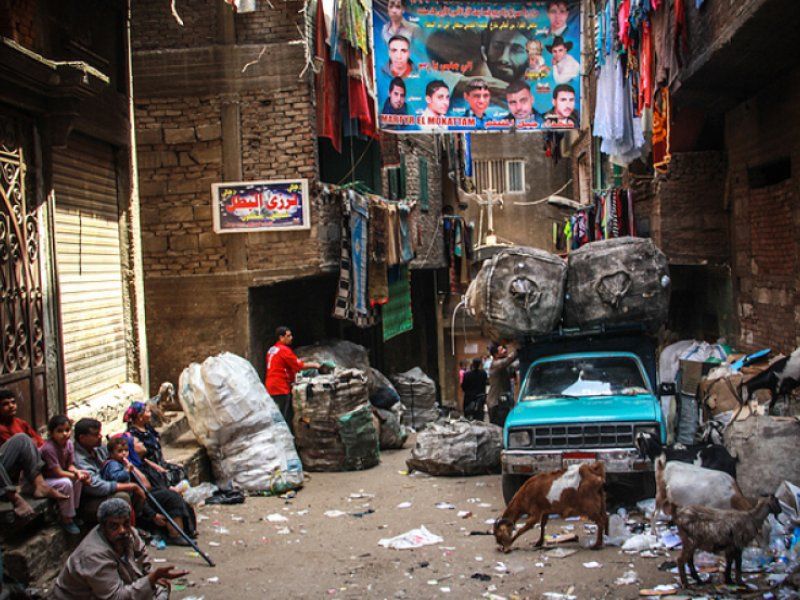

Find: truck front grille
531;423;635;449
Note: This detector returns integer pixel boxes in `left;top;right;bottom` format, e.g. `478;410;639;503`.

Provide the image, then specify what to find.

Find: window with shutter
388;167;398;199
399;156;407;199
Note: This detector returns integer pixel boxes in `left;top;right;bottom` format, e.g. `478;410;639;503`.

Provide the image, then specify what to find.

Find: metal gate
0;115;47;427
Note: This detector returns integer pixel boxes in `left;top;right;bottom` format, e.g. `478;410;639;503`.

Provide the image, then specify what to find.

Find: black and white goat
635;431;738;479
745;346;800;409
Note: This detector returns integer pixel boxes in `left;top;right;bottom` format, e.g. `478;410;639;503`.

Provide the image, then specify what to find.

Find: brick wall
235;0;304;44
651;151;729;266
0;0;37;48
726;66;800;353
135;95;228;276
131;0;218;50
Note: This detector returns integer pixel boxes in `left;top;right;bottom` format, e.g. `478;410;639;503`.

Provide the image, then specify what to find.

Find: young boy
39;415;90;534
100;436;137;483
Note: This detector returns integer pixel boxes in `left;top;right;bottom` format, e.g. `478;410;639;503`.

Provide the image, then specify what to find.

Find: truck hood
506;395;659;428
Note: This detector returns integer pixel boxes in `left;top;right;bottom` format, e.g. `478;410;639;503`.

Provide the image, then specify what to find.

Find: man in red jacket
266;326;319;430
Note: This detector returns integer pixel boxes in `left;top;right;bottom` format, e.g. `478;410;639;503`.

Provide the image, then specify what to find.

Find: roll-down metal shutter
53;135;127;406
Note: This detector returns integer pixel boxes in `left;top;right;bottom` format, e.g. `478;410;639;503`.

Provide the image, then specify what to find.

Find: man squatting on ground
0;389;67;519
52;497;188;599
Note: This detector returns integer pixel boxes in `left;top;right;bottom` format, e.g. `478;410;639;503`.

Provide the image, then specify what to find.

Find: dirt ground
160;443;688;600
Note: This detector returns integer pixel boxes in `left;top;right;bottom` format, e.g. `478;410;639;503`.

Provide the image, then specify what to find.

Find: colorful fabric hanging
382;265;413;341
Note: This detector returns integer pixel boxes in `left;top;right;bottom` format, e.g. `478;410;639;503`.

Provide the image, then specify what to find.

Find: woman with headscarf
108;432;197;546
124;402;186;488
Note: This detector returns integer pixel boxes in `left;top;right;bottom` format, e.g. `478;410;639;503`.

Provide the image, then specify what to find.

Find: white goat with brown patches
674;495;781;587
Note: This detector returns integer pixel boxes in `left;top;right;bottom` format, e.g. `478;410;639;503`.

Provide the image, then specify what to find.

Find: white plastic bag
621;533;661;552
178;352;303;493
378;526;443;550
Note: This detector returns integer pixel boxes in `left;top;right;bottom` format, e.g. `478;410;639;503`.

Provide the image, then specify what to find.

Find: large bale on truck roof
465;246;567;341
564;238;670;332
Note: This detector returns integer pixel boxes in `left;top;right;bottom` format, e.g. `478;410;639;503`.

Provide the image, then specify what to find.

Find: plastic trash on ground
406;418;502;476
183;482;219;505
378;526;443;550
615;570;639;585
622;533;661;552
178;352;303;493
604;513;630;546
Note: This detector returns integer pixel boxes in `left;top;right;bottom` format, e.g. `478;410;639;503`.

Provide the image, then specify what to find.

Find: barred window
473;159;526;194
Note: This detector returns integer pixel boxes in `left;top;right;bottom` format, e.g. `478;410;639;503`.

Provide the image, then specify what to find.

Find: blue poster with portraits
372;0;581;134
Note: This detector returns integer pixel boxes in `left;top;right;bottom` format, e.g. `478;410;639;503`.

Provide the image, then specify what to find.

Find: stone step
0;503;71;588
162;428;212;486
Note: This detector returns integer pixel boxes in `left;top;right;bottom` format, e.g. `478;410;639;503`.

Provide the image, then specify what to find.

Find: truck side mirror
658;382;676;396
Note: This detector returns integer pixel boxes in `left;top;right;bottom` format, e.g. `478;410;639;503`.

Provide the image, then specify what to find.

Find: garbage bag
564;237;670;332
406;419;502;476
725;416;800;498
295;340;400;406
292;369;380;471
338;405;380;471
390;367;439;430
178;352;303;493
465;246;566;340
373;406;408;450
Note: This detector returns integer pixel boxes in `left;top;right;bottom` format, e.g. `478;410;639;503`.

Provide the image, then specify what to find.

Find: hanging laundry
398;204;415;264
382;265;413;342
315;1;342;151
385;204;400;265
368;202;389;306
349;192;370;316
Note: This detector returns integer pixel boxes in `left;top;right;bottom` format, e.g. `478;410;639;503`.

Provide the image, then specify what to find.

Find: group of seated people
0;389;195;545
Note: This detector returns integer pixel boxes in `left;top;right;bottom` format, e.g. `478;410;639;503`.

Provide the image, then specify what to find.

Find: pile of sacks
406;419;502;476
178;352;303;494
292;368;380;472
466;238;670;341
390;367;439;430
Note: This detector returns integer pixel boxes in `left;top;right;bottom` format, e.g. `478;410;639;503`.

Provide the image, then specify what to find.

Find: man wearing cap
548;36;580;84
52;497;188;599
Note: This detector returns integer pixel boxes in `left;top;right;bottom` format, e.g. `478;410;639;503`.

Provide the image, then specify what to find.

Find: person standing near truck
461;358;488;421
266;326;319;430
487;343;518;427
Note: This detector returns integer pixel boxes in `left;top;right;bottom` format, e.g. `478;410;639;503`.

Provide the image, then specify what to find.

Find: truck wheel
502;474;527;505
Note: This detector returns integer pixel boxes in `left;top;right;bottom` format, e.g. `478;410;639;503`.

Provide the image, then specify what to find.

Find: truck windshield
522;356;649;400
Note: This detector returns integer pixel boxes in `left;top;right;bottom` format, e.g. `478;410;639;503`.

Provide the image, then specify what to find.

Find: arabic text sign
211;179;311;233
372;0;581;134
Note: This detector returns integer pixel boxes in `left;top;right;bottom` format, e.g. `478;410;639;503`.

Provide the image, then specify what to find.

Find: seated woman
124;402;186;488
105;434;197;546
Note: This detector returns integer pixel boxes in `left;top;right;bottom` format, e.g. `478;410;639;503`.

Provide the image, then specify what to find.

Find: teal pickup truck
501;327;669;503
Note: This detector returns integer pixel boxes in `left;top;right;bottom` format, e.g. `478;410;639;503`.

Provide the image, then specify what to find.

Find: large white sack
178;352;303;493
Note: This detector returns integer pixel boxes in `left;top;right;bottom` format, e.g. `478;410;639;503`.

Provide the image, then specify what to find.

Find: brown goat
493;462;608;553
674;495;781;587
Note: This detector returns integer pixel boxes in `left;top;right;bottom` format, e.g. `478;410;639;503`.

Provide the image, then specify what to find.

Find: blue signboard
373;0;581;134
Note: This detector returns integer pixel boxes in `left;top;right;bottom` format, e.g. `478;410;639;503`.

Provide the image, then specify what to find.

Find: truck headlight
508;429;531;449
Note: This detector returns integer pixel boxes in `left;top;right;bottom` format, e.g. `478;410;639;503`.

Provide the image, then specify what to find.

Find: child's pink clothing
40;438;81;519
44;477;82;518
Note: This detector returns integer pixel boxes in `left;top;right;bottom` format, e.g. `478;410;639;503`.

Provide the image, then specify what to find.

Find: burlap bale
724;415;800;498
564;238;669;332
406;419;503;476
292;368;379;471
466;246;566;341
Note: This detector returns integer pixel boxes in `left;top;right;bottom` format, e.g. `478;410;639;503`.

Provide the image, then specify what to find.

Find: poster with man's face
372;0;581;134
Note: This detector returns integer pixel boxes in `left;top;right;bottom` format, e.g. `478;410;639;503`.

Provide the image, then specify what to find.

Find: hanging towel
382;265;413;342
398;204;415;263
385;204;400;266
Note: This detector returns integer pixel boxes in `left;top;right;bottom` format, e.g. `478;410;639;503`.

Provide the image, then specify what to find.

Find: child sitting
39;415;90;534
101;436;143;484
